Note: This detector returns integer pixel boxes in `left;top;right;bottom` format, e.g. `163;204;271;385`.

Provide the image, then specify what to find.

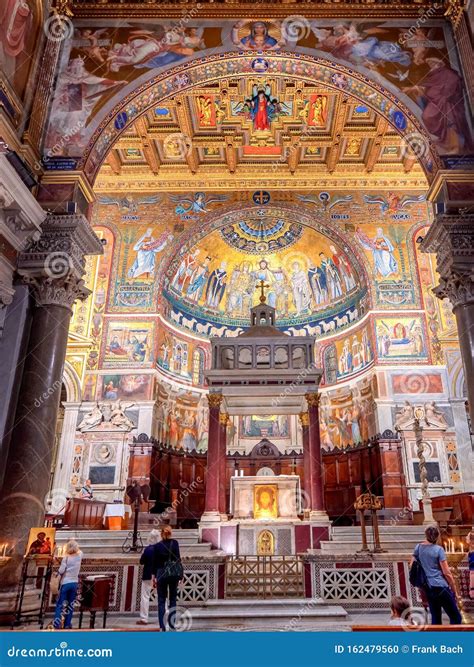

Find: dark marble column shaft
218;413;228;516
0;304;71;550
203;394;223;517
305;393;325;514
454;302;474;422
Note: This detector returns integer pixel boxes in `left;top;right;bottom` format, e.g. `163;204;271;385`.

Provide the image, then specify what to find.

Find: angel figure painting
355;226;398;279
169;192;228;219
362;193;426;215
127;229;173;279
97;194;161;212
234;84;290;132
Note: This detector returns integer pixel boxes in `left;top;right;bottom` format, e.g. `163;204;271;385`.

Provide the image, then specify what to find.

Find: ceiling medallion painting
220;209;303;254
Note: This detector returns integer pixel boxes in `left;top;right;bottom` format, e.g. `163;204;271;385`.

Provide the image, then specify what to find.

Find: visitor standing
153;526;183;631
53;540;83;629
137;530;161;626
411;525;462;625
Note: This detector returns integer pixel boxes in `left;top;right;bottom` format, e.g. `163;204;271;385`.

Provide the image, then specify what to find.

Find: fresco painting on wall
354;222;418;307
240;415;289;439
0;0;36;100
103;320;154;366
319;376;376;449
375;316;427;361
99;374;153;400
322;324;374;384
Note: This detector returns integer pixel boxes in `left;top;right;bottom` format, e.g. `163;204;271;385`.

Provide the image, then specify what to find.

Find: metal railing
225;555;305;599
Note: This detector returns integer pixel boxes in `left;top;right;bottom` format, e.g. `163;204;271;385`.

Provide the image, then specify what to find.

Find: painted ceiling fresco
40;17;472;164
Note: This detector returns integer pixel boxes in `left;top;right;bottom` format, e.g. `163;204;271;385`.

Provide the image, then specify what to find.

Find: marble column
305;392;329;522
202;393;223;521
218;413;228;518
0;215;102;585
299;412;311;512
422;215;474;423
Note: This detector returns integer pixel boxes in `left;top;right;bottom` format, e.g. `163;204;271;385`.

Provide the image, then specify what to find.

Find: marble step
56;529;211;555
185;598;347;631
320;539;418;554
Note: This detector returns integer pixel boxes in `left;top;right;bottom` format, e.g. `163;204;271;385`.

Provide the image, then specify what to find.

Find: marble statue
424;401;448;429
77;404;103;431
394;401;415;430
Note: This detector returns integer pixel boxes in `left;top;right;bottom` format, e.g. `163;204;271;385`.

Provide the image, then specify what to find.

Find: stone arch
81;51;439;184
62;360;82;403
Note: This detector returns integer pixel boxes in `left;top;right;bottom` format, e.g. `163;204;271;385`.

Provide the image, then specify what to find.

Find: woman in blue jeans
53;540;83;629
412;525;462;625
152;526;182;631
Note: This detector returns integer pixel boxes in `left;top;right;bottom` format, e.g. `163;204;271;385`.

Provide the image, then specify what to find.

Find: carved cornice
71;0;441;20
17;213;103;310
421;214;474;309
0;155;45;252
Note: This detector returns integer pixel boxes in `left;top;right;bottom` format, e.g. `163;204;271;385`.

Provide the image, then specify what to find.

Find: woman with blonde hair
53;540;83;629
152;525;183;631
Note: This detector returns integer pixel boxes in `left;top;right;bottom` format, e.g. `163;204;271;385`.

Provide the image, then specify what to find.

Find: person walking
411;525;462;625
53;540;83;629
153;526;183;631
137;529;161;626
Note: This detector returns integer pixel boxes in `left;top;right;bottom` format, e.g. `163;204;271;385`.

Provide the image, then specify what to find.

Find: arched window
193;348;205;385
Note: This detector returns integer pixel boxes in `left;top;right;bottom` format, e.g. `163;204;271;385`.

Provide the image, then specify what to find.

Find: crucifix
256;279;269;303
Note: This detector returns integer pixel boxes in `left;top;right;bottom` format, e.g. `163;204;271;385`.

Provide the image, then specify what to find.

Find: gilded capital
207;393;223;409
299;412;309;427
305;392;320;408
219;412;229;425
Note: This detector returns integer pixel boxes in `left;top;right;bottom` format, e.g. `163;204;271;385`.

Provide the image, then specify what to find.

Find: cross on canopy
256;279;270;303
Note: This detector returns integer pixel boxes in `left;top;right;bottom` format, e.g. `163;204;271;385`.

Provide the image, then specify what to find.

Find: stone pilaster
0;214;102;585
422;214;474;422
445;0;474;107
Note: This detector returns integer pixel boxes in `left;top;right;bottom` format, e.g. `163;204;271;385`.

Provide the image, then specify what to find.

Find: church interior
0;0;473;631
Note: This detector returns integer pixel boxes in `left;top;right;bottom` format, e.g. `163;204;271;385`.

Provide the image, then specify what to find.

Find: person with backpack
410;525;462;625
153;525;183;631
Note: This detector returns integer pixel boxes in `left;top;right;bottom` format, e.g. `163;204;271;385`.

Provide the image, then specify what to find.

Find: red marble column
218;413;228;516
299;412;311;512
305;392;329;521
203;393;223;519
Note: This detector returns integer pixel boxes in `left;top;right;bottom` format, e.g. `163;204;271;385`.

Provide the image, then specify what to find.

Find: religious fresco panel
102;319;155;368
41;17;472;160
374;315;429;362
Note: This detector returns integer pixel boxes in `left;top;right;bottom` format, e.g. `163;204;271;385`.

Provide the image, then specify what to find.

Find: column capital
421;214;474;309
207;393;223;409
219;412;229;425
444;0;466;28
305;392;320;408
17;213;103;310
299;411;309;427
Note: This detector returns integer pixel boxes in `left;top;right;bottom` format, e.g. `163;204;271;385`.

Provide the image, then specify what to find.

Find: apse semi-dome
161;205;369;337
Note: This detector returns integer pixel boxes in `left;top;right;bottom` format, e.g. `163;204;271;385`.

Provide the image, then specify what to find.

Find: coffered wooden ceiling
96;78;427;192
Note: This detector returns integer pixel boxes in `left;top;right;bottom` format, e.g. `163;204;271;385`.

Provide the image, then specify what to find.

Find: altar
230;475;301;521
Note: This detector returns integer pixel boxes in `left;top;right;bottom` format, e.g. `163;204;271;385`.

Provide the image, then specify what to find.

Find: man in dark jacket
153;525;182;631
136;530;160;625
